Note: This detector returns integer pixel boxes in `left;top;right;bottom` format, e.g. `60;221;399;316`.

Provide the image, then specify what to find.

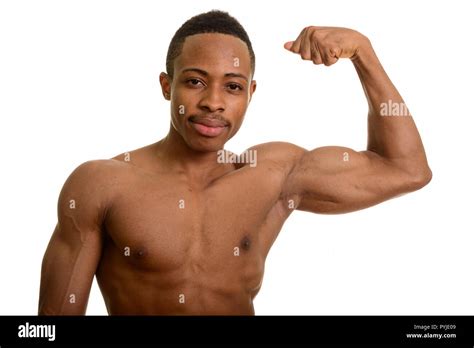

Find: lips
189;116;229;137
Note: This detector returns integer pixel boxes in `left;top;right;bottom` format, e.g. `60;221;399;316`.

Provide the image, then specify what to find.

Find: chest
102;167;286;272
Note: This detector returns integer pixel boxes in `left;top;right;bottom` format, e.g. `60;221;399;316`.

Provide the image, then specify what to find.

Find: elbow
406;165;433;190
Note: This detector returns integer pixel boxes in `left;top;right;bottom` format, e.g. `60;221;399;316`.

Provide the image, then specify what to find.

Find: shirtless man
38;10;432;315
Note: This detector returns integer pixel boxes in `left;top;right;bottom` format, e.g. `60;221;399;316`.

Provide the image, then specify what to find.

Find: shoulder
247;141;306;159
65;159;124;186
244;142;307;173
59;159;127;212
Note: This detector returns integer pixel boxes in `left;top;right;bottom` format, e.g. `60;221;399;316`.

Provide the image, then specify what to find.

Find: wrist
351;34;375;62
351;37;381;73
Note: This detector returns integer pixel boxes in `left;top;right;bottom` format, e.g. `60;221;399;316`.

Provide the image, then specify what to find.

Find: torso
95;143;297;315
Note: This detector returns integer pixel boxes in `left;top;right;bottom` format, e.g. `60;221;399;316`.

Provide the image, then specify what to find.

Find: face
160;33;257;152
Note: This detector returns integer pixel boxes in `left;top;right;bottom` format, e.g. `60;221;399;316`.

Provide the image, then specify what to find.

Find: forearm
352;39;430;175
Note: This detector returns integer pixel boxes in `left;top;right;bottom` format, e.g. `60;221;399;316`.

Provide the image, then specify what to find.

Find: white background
1;0;473;315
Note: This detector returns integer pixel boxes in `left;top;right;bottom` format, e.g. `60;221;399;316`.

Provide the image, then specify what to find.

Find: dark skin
38;28;431;315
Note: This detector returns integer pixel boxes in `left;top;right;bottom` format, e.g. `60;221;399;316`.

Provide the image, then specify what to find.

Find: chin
185;136;227;153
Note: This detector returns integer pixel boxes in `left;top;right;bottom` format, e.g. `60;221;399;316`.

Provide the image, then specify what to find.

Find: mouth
188;116;229;138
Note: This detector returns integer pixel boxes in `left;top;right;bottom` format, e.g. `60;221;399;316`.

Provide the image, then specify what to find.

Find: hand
284;26;368;66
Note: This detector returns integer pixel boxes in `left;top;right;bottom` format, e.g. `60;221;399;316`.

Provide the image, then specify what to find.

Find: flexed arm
281;27;431;213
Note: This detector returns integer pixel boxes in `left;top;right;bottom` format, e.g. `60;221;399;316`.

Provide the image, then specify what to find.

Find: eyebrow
181;68;248;82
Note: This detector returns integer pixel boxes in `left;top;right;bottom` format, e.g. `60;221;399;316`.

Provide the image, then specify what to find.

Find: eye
186;78;204;87
227;83;243;91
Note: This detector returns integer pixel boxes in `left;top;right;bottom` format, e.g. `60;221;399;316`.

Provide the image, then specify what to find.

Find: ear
248;80;257;103
159;72;172;100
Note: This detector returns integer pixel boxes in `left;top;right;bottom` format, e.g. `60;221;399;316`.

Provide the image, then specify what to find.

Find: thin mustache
189;114;230;125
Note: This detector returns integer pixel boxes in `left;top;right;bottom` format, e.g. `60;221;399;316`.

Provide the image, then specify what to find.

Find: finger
322;54;338;66
284;41;294;50
288;28;306;53
310;41;323;65
320;48;338;66
326;47;341;66
330;47;342;59
300;29;312;60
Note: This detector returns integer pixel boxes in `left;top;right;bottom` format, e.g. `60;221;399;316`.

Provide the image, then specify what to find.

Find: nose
198;84;225;113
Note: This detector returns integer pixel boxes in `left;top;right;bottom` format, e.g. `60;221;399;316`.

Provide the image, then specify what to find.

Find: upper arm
283;146;431;214
39;160;111;315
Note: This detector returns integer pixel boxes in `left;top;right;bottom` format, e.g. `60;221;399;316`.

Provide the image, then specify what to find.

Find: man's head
159;10;257;152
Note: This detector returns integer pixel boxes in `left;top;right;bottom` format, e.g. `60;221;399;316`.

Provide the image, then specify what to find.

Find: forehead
175;33;251;76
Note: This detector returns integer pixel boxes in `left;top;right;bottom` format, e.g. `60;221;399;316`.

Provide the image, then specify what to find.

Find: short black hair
166;10;255;79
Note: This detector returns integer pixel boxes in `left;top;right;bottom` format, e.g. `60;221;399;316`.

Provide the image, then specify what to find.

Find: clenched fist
284;26;369;66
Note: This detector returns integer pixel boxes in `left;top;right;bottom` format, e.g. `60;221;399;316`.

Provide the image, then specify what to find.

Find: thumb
284;41;294;50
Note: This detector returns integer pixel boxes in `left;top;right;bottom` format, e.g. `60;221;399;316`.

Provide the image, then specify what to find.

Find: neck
155;124;232;183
